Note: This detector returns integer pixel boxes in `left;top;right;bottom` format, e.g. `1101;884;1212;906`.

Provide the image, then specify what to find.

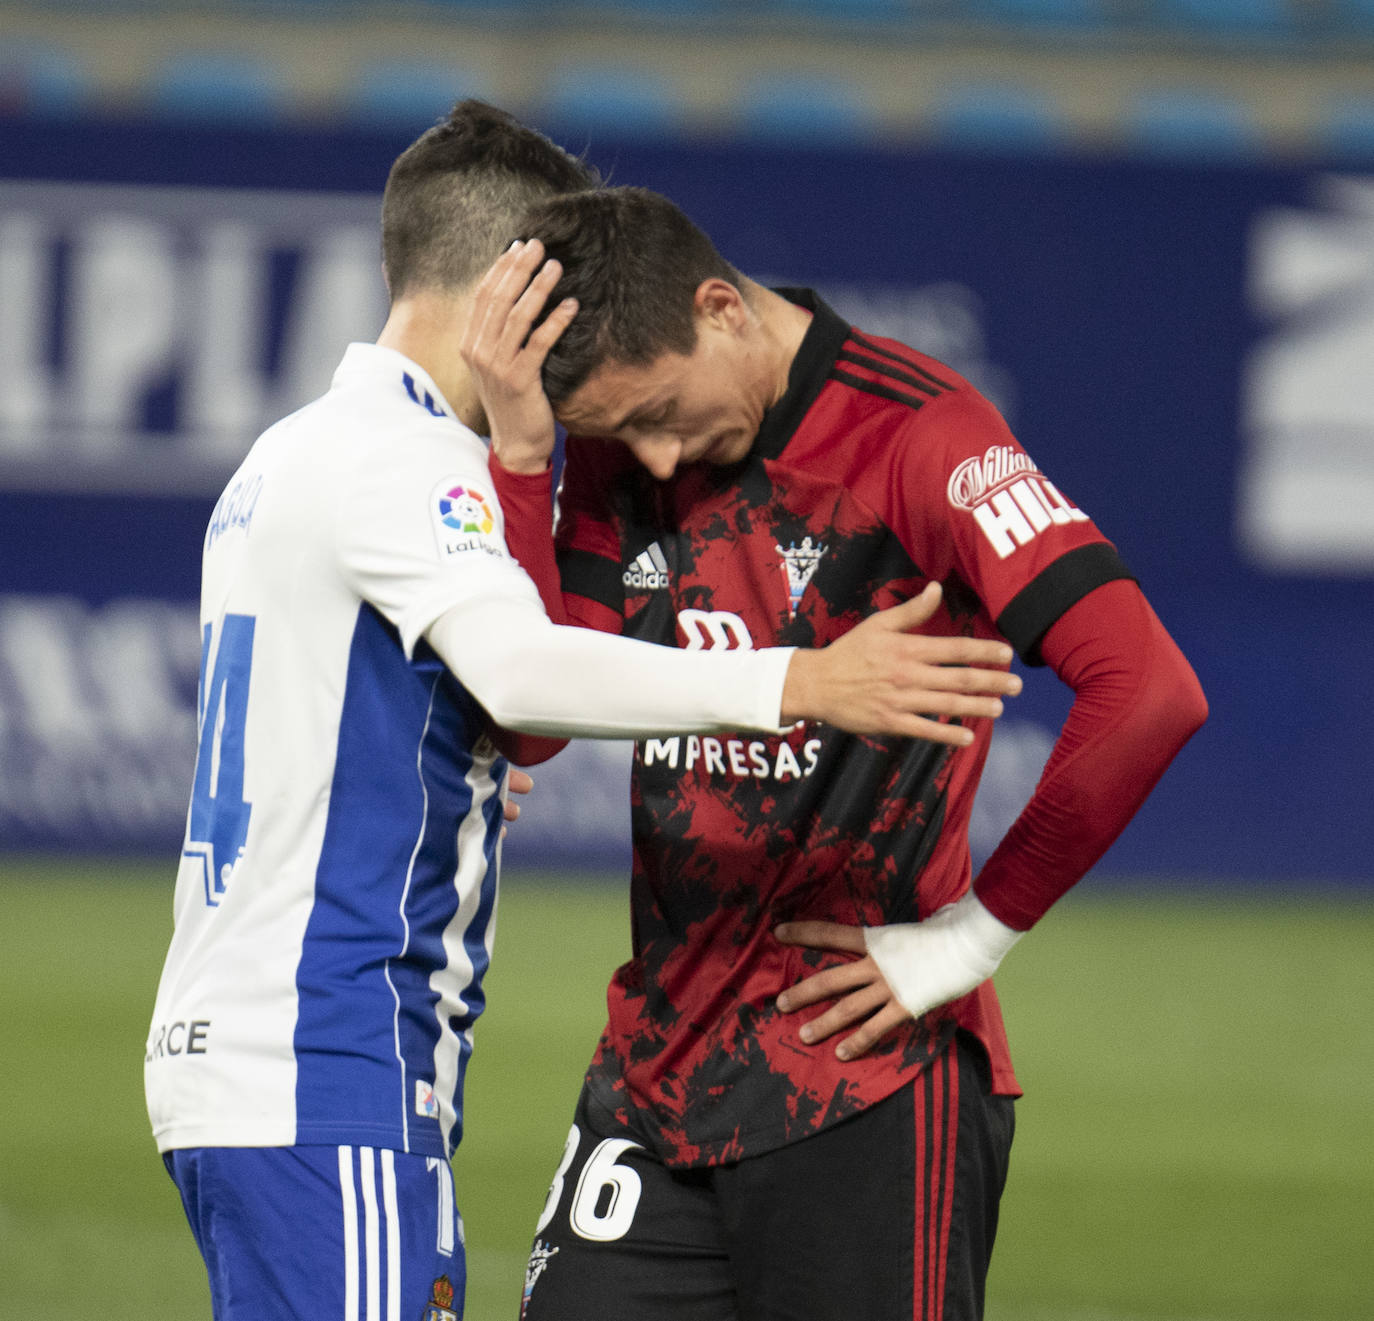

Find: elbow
490;728;568;767
1171;655;1209;743
1182;674;1209;740
1143;661;1209;756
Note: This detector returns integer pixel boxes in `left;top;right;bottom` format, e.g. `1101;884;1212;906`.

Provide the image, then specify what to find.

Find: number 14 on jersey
184;613;256;907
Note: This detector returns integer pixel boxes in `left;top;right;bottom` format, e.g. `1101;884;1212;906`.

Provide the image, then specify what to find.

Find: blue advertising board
1;116;1370;884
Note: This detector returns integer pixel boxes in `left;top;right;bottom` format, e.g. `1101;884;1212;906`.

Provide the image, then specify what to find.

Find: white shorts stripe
381;1148;401;1321
360;1146;381;1320
429;1155;456;1257
338;1145;360;1321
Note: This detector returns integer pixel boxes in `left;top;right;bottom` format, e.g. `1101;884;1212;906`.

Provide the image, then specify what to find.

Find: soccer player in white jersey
144;101;1023;1321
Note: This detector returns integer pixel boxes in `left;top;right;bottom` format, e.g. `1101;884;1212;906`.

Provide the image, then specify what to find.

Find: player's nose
641;437;682;480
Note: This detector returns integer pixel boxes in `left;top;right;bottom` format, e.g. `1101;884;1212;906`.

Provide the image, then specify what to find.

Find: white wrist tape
863;891;1024;1021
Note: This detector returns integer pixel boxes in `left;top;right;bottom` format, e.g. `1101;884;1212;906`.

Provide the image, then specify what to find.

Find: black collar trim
750;288;852;462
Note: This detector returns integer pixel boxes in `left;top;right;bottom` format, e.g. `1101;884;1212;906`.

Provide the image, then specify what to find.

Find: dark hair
380;100;598;299
517;187;742;405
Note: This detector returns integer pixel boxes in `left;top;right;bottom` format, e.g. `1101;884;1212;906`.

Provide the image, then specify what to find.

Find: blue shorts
164;1144;465;1320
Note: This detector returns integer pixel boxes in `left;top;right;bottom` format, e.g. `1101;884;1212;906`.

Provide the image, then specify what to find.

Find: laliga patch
430;478;504;559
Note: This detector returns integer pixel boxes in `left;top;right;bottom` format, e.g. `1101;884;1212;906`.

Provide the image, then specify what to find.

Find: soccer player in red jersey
469;188;1208;1321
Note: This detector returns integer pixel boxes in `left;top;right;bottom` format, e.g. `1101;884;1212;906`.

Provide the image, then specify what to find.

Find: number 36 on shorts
536;1125;645;1243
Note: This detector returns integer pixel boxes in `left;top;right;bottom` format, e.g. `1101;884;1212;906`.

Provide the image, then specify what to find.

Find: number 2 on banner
185;613;256;907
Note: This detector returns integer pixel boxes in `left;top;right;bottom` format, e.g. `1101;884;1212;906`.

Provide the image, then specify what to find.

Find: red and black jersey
546;291;1133;1168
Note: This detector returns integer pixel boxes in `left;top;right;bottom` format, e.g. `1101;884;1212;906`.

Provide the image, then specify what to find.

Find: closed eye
629;402;675;432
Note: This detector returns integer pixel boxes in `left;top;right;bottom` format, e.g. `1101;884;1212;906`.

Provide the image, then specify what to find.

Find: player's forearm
489;456;568;624
426;596;793;738
972;580;1208;930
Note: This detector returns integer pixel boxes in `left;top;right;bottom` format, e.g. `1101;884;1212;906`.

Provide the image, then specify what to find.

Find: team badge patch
776;536;827;618
520;1239;560;1318
430;479;503;559
421;1274;458;1321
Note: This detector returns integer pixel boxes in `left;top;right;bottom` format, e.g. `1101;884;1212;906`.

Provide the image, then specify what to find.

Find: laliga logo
438;485;495;535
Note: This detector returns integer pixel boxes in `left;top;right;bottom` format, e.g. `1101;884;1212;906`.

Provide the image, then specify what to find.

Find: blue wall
2;118;1370;884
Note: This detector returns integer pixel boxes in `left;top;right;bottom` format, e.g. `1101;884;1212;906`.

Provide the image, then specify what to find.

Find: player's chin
705;430;749;465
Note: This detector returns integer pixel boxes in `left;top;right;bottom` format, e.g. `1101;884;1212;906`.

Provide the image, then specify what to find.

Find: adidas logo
622;541;671;590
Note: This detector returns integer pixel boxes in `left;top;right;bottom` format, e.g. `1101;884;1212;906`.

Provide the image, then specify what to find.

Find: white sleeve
334;425;545;655
426;595;796;738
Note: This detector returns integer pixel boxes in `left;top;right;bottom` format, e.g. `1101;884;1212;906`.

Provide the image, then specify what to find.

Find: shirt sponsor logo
641;734;823;782
677;608;753;651
145;1019;211;1062
947;445;1088;559
622;540;670;591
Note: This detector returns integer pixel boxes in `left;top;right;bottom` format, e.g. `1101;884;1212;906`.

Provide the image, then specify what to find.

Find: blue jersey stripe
294;605;501;1157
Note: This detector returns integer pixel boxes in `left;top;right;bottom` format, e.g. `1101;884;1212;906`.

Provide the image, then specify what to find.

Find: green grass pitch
0;858;1370;1320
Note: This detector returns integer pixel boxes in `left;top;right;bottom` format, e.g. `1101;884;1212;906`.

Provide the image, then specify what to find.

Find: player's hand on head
772;894;1023;1060
460;238;578;476
779;582;1023;742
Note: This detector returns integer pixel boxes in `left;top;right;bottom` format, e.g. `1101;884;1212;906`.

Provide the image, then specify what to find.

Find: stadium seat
734;72;879;145
767;0;914;22
1153;0;1297;36
584;0;728;15
927;83;1069;153
966;0;1112;29
147;52;291;124
1316;96;1374;162
343;60;494;131
0;41;95;117
538;65;688;140
1330;0;1374;31
1121;88;1263;160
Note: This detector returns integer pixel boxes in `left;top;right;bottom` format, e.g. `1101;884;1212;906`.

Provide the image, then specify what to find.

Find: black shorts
518;1033;1014;1321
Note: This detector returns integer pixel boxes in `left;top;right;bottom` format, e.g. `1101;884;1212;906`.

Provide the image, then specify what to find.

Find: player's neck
741;278;814;406
376;292;485;432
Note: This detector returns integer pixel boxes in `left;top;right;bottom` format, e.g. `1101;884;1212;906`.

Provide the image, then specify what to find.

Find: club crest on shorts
520;1239;560;1318
421;1274;457;1321
776;537;827;618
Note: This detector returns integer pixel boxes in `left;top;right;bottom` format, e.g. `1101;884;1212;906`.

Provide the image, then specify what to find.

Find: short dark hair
380;100;598;299
517;187;742;405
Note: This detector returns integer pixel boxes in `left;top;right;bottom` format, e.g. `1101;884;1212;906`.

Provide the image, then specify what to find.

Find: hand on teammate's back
779;582;1021;743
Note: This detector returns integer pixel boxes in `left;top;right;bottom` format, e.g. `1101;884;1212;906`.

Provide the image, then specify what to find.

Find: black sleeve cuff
995;542;1136;666
556;545;624;614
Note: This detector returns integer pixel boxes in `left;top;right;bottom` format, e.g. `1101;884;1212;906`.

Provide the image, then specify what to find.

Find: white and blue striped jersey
146;343;547;1161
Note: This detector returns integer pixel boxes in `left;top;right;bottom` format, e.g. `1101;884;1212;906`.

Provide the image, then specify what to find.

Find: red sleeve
491;458;568;625
550;436;631;636
483;457;568;767
867;387;1134;664
972;578;1208;929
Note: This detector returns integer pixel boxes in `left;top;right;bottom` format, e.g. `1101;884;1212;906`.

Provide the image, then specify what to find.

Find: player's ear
693;279;747;334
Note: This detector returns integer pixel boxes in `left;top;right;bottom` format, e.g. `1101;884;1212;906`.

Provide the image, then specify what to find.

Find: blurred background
1;1;1371;1318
